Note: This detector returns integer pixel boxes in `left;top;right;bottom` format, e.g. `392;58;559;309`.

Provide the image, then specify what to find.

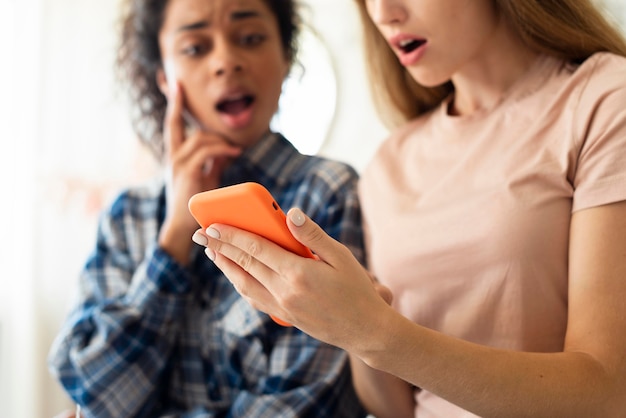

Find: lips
390;34;428;67
215;90;256;129
216;93;255;115
398;38;426;54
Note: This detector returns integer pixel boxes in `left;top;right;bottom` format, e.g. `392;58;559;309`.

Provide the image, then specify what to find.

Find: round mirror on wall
600;0;626;32
271;27;337;155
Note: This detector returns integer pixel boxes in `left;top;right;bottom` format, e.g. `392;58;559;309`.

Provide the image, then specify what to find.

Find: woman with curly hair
48;0;366;417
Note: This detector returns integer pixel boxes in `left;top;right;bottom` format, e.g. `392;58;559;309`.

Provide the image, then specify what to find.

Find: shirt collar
222;131;305;187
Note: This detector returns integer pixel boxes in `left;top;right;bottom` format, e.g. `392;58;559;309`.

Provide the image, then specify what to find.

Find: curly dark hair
116;0;302;160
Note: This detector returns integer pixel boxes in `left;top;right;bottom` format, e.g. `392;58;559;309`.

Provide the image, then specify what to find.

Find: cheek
260;60;289;102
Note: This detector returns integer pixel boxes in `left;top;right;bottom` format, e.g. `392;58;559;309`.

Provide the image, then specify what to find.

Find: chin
409;68;451;88
228;128;268;148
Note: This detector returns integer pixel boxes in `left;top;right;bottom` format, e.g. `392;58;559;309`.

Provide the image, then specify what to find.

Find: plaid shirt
48;133;366;418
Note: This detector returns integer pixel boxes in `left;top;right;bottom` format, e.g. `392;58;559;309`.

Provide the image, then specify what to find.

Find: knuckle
246;241;262;258
235;251;253;272
211;240;223;253
305;225;326;246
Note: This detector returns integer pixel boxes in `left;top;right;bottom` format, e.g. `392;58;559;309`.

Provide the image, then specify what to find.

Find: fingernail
289;208;306;227
205;248;216;261
206;227;220;239
192;231;208;246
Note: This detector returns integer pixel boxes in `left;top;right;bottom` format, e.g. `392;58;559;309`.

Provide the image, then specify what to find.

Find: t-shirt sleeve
572;56;626;212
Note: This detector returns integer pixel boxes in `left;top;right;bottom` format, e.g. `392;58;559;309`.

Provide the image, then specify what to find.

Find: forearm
360;309;624;418
49;249;193;416
349;354;414;418
49;306;176;417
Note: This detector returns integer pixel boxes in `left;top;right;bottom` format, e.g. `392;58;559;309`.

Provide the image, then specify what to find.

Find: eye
180;43;208;57
239;33;266;47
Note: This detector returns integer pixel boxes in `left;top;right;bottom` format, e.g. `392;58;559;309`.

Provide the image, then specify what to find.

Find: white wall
302;0;388;171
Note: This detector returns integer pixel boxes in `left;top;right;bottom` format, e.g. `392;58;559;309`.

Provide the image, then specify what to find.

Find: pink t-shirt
358;52;626;417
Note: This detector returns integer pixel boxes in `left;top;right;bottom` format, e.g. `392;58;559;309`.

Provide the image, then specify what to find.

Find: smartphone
188;182;315;326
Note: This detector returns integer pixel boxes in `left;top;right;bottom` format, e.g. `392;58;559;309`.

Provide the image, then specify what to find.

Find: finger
204;227;292;320
374;282;394;305
192;229;208;246
179;130;241;159
183;147;240;189
212;245;283;316
285;207;351;265
184;142;239;175
164;80;185;155
205;224;293;282
192;227;292;323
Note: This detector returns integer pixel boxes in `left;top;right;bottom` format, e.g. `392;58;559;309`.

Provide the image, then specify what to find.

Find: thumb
286;207;344;262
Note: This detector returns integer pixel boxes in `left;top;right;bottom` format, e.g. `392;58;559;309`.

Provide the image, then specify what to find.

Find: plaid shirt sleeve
47;188;198;417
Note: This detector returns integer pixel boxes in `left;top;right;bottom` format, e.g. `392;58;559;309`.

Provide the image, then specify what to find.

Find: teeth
399;39;415;47
225;93;245;102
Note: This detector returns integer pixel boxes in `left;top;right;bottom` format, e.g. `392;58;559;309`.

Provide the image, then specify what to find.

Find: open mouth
216;94;255;115
398;38;426;54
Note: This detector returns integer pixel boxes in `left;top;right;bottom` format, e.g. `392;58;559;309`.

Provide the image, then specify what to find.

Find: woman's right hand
158;82;242;265
198;208;398;353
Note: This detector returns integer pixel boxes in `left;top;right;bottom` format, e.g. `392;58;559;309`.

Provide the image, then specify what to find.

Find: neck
449;24;540;116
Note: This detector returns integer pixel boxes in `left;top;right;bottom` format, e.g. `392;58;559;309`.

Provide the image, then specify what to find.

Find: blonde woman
195;0;626;416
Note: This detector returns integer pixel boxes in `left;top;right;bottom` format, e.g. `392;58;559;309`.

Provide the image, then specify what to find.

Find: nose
209;39;244;77
367;0;407;25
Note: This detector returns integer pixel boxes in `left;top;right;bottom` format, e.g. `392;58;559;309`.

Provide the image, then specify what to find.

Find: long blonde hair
354;0;626;129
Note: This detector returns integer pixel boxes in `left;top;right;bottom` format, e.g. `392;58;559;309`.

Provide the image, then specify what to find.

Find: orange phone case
188;182;314;326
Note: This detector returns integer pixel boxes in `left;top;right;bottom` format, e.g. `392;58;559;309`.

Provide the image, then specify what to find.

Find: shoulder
577;52;626;78
297;154;359;187
566;52;626;132
275;134;360;194
569;52;626;101
361;110;435;180
273;153;361;218
104;177;165;225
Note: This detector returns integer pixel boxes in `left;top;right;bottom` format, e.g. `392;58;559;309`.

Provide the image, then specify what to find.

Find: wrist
354;304;413;371
158;221;194;265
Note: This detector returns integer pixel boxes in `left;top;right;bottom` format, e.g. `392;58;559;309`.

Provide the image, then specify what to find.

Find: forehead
162;0;275;29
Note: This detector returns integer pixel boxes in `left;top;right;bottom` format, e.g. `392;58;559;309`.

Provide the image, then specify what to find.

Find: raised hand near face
158;82;242;265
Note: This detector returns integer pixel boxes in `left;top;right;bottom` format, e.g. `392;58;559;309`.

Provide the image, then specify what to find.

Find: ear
156;67;170;97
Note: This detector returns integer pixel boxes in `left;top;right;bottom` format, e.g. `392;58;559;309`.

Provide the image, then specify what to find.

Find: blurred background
0;0;624;416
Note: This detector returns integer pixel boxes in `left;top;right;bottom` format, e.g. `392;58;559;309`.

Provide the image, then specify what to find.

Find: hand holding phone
188;182;315;326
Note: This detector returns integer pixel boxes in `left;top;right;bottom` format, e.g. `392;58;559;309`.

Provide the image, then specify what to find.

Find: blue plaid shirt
48;133;366;418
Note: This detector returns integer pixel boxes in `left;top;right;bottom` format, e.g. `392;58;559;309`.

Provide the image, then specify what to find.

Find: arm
357;201;626;417
348;279;415;418
349;356;415;418
201;200;626;417
48;194;195;418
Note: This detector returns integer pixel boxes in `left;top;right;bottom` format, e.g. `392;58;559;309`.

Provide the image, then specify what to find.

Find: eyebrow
231;10;261;21
176;10;263;32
